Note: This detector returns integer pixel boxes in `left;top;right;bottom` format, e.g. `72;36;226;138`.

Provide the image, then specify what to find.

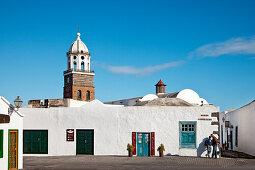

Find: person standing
211;134;219;158
205;136;213;158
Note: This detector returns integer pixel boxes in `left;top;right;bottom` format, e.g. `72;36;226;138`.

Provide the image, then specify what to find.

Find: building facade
220;100;255;156
0;96;23;170
21;100;219;157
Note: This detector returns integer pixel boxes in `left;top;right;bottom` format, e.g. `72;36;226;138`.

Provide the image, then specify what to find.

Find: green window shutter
179;122;196;148
181;132;196;148
0;130;3;158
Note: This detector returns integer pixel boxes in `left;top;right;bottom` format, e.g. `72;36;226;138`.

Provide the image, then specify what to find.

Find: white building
20;31;220;158
220;100;255;156
20;98;219;157
0;96;23;170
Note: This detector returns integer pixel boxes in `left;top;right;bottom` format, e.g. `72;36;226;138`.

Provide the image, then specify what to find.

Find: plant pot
128;151;133;157
159;152;164;157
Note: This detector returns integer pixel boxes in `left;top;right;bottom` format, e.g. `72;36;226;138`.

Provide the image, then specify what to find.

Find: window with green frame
23;130;48;154
179;121;196;148
0;130;3;158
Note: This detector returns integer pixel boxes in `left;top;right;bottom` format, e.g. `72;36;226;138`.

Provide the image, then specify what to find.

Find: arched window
77;90;82;100
81;62;84;71
74;61;77;70
86;91;90;101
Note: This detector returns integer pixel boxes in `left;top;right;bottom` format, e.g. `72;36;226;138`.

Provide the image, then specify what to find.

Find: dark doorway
76;130;94;155
230;130;233;150
227;130;229;150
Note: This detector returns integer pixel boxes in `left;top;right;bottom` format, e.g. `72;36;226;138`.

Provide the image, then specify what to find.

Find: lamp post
14;96;23;110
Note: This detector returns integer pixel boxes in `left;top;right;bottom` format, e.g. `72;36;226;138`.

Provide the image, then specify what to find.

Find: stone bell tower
63;31;95;101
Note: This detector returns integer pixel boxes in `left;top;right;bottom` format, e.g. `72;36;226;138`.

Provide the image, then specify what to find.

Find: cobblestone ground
23;155;255;170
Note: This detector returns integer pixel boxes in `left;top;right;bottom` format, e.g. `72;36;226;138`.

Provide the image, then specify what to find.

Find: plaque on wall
0;114;10;123
66;129;74;141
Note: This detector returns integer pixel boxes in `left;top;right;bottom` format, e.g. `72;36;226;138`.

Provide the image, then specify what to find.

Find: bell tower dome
63;31;95;101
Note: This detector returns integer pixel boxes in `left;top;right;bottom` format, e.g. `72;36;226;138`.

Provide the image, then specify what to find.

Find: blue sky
1;0;255;111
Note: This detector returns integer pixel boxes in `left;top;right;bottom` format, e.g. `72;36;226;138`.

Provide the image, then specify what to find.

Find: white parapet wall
20;100;219;157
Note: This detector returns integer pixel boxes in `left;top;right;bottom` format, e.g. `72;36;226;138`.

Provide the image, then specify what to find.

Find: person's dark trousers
212;146;217;158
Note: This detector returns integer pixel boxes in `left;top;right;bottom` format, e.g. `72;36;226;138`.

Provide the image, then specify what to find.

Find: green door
23;130;48;154
76;130;94;155
137;133;150;156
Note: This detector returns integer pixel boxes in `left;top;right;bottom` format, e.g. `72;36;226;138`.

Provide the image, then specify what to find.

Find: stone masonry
64;73;94;87
64;73;95;101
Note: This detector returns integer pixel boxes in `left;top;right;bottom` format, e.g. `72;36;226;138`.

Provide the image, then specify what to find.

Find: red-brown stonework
64;71;95;101
64;85;95;101
72;86;95;101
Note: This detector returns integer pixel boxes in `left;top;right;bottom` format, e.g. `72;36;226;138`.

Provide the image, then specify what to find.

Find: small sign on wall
66;129;74;141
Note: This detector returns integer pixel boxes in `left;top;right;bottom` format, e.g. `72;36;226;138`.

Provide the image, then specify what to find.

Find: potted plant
157;144;165;157
127;143;134;157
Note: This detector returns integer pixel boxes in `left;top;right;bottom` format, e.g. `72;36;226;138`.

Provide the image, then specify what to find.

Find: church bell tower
63;31;95;101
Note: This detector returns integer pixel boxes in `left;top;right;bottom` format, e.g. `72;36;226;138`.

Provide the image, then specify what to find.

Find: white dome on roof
140;94;158;102
69;32;89;53
176;89;201;105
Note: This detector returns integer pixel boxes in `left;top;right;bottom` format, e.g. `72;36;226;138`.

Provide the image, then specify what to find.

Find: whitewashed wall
219;112;226;147
21;101;219;157
0;97;23;170
68;99;88;107
221;101;255;156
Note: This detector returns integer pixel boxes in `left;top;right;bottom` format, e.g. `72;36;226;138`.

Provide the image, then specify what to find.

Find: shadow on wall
197;137;208;157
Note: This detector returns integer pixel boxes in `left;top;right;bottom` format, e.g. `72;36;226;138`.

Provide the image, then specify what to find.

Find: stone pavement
23;155;255;170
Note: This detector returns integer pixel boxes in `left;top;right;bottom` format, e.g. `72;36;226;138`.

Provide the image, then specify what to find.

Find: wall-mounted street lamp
8;96;23;116
14;96;23;109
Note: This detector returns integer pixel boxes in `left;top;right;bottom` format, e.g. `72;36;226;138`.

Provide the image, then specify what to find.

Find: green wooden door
137;133;150;156
9;130;18;170
0;130;3;158
23;130;48;154
76;130;94;155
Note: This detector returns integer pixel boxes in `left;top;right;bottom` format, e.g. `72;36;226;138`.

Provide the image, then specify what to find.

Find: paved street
23;155;255;170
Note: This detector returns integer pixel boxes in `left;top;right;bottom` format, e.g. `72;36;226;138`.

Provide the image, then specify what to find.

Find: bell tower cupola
63;31;95;101
155;79;166;95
